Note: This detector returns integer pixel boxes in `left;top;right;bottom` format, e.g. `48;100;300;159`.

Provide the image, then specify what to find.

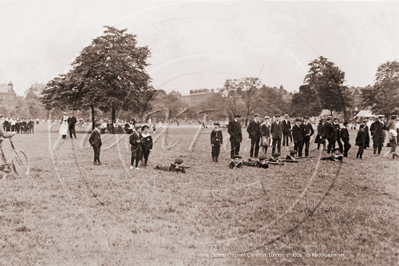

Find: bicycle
0;138;29;180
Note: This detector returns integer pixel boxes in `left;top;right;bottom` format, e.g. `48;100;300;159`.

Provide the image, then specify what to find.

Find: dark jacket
331;123;340;140
129;131;142;152
292;123;304;142
322;121;333;139
355;130;366;147
340;127;350;141
370;121;385;140
261;122;271;137
211;130;223;145
247;120;261;140
68;116;77;128
282;119;291;134
141;134;153;150
271;121;283;139
228;120;242;142
89;129;102;147
302;123;314;140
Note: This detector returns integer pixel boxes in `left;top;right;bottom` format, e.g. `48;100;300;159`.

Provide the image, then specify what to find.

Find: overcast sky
0;1;398;96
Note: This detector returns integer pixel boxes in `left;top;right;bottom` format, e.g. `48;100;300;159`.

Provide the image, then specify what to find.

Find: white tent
355;110;375;117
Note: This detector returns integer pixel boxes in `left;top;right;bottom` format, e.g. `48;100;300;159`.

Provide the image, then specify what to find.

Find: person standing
340;121;351;157
211;123;223;163
247;113;261;158
370;115;385;155
228;114;242;158
68;112;77;139
260;116;271;156
323;116;333;153
292;118;304;157
59;113;69;139
140;125;153;167
302;116;314;157
355;124;366;159
331;118;343;153
89;122;102;165
315;119;326;150
129;126;142;170
282;114;291;146
363;120;370;149
271;115;283;155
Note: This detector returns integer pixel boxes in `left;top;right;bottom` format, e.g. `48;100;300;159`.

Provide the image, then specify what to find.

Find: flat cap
234;114;241;118
253;113;260;117
295;118;302;122
264;116;270;119
275;115;281;117
141;125;149;131
290;150;297;155
273;152;280;157
233;155;242;159
95;122;102;127
175;158;183;164
378;115;385;118
258;154;267;160
303;116;309;119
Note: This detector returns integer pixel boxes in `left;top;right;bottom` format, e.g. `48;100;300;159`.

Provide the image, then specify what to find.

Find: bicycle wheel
11;150;29;178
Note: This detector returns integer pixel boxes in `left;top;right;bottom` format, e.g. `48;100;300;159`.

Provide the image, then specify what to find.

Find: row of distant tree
38;26;398;129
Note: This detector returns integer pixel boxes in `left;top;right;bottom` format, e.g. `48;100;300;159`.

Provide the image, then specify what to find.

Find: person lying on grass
155;158;189;173
284;150;299;163
243;154;269;168
229;155;243;169
321;148;343;161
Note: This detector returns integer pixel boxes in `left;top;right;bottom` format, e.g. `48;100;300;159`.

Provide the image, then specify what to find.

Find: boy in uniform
89;122;102;165
284;150;299;163
229;155;243;169
141;125;153;167
292;118;304;157
302;116;314;156
155;158;189;173
340;121;351;157
129;126;142;170
211;123;223;162
321;148;343;161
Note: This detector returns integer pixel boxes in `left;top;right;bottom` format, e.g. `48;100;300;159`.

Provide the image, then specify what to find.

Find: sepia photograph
0;1;398;265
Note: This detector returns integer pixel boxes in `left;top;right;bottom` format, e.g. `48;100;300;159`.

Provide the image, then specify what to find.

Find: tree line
39;26;398;128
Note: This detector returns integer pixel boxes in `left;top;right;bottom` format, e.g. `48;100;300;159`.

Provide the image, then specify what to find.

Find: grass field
0;123;398;265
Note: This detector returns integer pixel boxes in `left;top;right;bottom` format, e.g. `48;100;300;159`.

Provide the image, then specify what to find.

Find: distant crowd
2;118;37;134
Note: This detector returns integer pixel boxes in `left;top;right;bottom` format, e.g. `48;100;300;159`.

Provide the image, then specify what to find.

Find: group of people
59;112;77;139
3;117;35;134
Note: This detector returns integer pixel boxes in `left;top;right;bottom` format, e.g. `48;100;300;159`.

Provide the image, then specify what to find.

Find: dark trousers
373;138;384;154
142;146;151;166
282;133;290;146
250;138;260;158
272;138;281;155
304;138;310;156
69;126;76;138
131;150;141;167
294;140;304;157
328;138;343;153
93;146;101;162
342;139;351;156
212;143;221;162
357;145;364;159
230;141;240;158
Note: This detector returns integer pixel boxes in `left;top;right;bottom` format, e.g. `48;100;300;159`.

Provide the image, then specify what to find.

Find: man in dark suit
340;121;351;157
282;114;291;146
370;115;385;155
228;114;242;158
89;122;102;165
302;116;314;156
271;115;283;155
68;112;77;138
323;116;334;153
247;113;261;158
292;118;304;157
329;118;343;153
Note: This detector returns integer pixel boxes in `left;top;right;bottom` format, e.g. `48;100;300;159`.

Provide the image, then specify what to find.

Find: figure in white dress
59;113;69;139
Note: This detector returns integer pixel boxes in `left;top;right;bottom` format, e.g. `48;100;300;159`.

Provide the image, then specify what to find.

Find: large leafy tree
362;60;399;116
41;26;152;129
290;85;322;117
304;56;351;118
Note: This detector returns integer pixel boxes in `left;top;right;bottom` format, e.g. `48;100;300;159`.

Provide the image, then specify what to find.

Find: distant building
0;82;17;106
182;89;216;106
348;86;364;115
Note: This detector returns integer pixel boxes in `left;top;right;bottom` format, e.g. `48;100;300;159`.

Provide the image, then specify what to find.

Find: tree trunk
111;105;116;125
330;109;333;116
91;103;95;130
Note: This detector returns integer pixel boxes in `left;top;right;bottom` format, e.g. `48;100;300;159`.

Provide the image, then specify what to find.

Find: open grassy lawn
0;123;398;265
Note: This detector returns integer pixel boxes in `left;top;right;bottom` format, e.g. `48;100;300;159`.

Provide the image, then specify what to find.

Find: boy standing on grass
129;126;142;170
211;123;223;163
140;125;153;167
89;122;102;165
340;121;351;157
389;129;398;159
355;124;366;159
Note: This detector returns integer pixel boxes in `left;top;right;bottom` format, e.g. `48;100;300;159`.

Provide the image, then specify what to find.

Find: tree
304;56;351;119
290;85;322;117
41;26;153;129
362;60;399;116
